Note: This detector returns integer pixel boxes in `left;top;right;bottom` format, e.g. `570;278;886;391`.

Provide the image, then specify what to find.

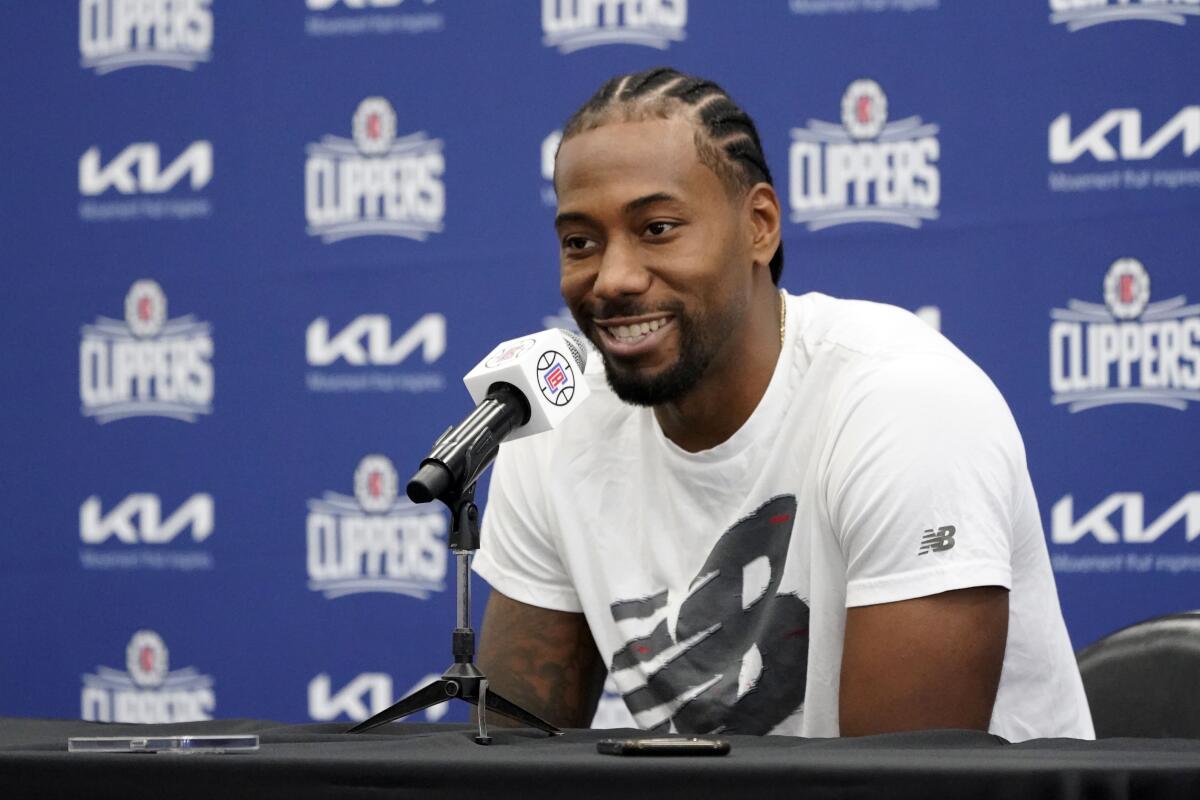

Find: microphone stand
345;479;562;745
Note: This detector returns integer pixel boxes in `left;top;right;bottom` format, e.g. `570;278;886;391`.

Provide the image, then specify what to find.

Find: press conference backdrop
0;1;1197;728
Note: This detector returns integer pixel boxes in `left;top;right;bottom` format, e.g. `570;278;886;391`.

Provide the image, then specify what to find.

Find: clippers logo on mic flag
484;338;536;368
463;329;592;441
537;351;575;406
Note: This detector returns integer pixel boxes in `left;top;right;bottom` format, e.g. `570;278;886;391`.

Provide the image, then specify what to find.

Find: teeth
608;318;667;343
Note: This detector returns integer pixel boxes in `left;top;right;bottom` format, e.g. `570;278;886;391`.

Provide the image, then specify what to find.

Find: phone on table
596;736;730;756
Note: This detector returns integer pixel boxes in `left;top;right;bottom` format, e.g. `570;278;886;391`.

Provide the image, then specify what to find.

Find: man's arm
839;585;1008;736
476;589;608;728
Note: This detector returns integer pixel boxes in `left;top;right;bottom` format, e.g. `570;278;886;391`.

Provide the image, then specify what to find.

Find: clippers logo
81;630;215;723
608;496;809;734
308;672;447;722
1049;259;1200;412
917;525;956;555
542;0;687;53
537;351;576;405
306;455;448;599
788;79;940;231
1052;493;1200;544
79;280;214;423
305;313;446;393
79;0;213;74
1050;107;1200;164
305;0;445;38
305;97;445;243
1050;0;1200;31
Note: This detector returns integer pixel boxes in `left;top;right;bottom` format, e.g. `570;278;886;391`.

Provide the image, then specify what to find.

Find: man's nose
592;238;651;300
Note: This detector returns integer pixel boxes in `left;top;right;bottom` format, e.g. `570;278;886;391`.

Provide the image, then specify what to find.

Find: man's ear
746;183;782;272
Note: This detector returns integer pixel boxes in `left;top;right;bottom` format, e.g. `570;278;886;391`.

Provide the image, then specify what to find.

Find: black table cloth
1;716;1199;799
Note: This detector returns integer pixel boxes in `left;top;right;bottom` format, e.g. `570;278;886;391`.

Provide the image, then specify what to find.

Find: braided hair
559;67;783;284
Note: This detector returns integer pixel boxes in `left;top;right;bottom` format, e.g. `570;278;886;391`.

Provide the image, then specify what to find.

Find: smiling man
472;68;1093;740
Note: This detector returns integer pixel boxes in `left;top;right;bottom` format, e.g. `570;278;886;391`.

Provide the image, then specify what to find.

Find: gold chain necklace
779;289;787;346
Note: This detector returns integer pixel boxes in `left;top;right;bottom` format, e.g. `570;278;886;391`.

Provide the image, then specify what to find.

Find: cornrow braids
560;67;783;284
620;66;679;98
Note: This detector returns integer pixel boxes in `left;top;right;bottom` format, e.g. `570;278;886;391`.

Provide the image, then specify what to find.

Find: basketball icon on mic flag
537;351;575;406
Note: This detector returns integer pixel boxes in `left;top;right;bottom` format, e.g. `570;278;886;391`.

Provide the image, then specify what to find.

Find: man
473;67;1093;740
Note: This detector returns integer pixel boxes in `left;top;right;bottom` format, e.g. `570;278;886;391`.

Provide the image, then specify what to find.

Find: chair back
1077;611;1200;738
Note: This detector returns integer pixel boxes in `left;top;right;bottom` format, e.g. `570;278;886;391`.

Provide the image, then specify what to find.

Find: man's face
554;117;753;406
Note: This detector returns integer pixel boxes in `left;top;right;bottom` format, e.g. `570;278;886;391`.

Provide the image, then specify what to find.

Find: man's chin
602;358;694;408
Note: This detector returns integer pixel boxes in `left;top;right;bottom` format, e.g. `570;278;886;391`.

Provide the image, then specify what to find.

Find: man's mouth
593;314;676;357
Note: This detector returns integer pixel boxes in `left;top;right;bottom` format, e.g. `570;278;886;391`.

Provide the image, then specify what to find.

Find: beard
578;294;743;407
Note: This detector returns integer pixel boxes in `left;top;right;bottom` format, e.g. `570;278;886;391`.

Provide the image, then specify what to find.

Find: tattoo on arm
476;591;607;729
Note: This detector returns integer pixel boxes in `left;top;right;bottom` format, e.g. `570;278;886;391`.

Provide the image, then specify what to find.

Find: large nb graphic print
609;496;810;734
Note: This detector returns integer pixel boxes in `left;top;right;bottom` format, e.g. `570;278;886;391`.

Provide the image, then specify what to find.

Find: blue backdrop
1;0;1198;727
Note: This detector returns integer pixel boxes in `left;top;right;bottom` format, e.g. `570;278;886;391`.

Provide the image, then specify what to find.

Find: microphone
407;328;591;504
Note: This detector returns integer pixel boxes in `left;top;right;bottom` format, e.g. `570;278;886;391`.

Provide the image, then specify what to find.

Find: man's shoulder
792;292;1008;422
792;292;956;363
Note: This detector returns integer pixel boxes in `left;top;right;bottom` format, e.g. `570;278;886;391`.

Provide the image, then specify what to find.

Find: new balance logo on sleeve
918;525;956;555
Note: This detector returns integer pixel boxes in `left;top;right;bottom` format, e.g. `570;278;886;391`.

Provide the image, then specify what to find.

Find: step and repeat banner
0;1;1197;728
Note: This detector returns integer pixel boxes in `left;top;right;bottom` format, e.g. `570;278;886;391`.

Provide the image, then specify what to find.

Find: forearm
476;591;607;728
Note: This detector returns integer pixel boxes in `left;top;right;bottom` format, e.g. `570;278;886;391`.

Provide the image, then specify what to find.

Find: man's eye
645;221;677;237
563;235;594;251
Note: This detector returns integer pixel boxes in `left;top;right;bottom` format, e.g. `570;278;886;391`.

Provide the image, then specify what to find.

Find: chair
1077;611;1200;738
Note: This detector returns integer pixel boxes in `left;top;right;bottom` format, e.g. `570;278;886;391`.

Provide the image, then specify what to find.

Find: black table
2;717;1199;799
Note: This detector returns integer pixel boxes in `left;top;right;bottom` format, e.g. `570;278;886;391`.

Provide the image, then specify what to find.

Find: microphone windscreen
557;329;588;371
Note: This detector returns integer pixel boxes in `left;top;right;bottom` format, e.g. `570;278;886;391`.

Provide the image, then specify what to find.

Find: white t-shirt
475;292;1094;742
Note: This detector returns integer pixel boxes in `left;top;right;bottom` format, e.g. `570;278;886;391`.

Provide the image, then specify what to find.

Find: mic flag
407;329;591;503
462;328;590;441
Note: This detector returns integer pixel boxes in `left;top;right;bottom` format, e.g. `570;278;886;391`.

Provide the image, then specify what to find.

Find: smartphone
596;736;730;756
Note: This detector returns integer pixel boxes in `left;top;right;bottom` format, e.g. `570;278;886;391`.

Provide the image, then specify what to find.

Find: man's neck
653;285;784;453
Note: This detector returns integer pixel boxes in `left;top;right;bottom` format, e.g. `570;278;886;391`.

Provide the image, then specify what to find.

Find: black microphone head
407;461;453;504
556;329;589;371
